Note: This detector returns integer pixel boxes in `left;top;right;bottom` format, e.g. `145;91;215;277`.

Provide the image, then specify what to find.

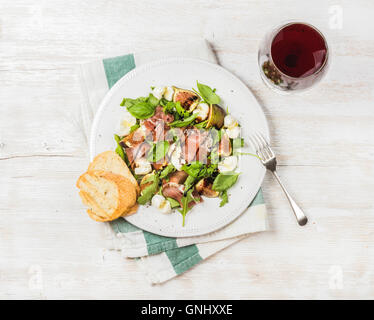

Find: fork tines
248;132;274;163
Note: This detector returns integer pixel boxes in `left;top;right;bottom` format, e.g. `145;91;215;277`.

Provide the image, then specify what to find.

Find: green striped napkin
78;40;268;284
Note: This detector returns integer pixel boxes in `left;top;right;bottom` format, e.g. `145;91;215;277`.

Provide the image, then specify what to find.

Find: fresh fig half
206;104;226;129
195;178;219;198
172;86;200;112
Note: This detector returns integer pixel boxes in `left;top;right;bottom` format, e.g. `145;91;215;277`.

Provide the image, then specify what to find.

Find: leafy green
146;141;170;162
147;93;159;107
212;172;240;192
233;138;244;148
127;101;156;119
235;152;261;160
182;161;217;180
161;100;176;114
183;175;196;193
219;190;228;207
175;101;190;117
114;134;131;167
196;81;220;104
114;134;125;159
179;195;189;226
130;123;140;133
120;96;146;108
137;173;160;205
169;113;198;127
159;163;176;179
209;148;220;165
167;197;180;209
121;93;159;119
194;120;208;129
178;189;200;226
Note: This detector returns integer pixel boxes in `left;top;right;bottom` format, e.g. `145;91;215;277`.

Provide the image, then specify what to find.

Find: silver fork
248;132;308;226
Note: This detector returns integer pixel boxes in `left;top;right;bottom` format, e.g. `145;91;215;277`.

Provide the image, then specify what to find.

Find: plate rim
90;57;269;237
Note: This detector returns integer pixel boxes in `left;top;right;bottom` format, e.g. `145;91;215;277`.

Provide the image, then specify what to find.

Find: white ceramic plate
90;58;269;237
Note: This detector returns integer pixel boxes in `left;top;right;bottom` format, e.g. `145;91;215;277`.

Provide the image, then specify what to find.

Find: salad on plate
114;82;249;226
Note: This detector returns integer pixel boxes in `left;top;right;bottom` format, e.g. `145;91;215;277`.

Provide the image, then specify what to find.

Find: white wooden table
1;0;373;299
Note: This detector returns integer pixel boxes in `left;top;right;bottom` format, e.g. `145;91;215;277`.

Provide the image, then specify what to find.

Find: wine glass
258;21;329;94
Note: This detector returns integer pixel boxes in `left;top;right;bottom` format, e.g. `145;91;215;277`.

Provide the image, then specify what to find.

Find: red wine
271;23;327;78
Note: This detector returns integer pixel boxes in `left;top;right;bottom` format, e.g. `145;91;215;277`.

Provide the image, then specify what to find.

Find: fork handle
272;171;308;226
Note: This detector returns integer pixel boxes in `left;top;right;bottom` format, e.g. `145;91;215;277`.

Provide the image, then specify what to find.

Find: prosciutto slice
125;142;151;168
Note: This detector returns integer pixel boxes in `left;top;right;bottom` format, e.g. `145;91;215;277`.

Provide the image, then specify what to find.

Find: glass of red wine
258;21;329;93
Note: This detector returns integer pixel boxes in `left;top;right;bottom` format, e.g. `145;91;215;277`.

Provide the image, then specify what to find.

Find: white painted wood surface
0;0;373;299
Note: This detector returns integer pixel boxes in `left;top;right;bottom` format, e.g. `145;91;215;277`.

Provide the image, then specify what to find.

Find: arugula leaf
169;113;198;127
114;134;131;167
137;173;160;205
181;162;217;181
194;119;208;129
130;123;140;133
235;152;261;160
179;195;189;226
183;175;196;194
159;163;176;179
166;197;180;209
212;172;240;192
147;141;170;162
178;189;200;226
219;190;228;207
196;81;220;104
233;138;244;148
161;100;176;114
175;101;190;117
114;134;125;160
181;161;205;179
209;148;220;165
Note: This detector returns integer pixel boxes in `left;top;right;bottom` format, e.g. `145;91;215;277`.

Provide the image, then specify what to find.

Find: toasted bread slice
88;151;139;193
77;170;137;222
122;203;139;216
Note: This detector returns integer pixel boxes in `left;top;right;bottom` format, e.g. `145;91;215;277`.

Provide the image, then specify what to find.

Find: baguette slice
88;151;139;194
77;170;137;222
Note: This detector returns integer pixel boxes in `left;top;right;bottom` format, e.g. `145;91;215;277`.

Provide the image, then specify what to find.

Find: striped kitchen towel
78;39;269;284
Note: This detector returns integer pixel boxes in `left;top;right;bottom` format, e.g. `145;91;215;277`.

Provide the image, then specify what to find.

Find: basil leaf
121;97;147;108
196;81;220;104
212;172;240;192
219;190;228;207
127;101;156;119
147;93;159;108
159;163;176;179
169;113;198;128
